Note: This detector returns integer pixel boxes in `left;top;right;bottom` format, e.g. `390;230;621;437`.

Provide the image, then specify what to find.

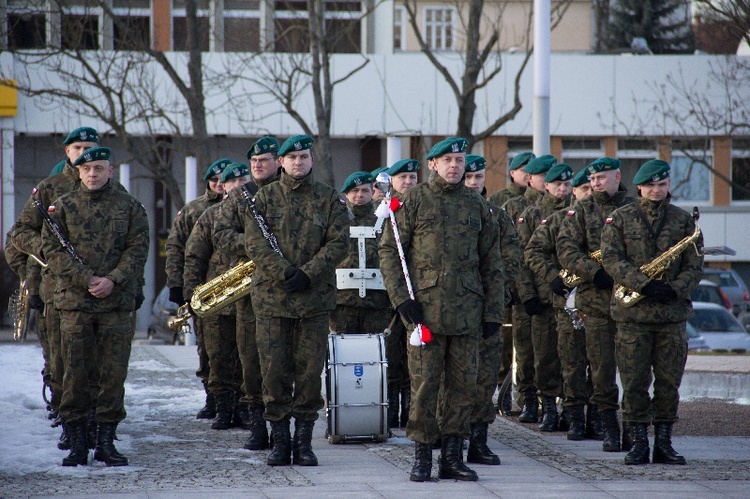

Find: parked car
686;321;710;353
701;268;750;316
147;285;181;345
688;302;750;352
690;279;732;312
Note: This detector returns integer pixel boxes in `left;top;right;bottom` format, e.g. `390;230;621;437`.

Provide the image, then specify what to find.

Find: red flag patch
566;210;575;216
540;219;547;225
48;205;55;213
605;217;613;224
517;217;524;224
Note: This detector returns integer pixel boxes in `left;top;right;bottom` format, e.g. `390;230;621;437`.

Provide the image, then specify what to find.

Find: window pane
7;13;46;49
173;16;210;51
62;15;100;50
225;17;260;52
670;156;710;202
113;16;151;50
731;156;750;202
275;18;309;52
328;19;360;53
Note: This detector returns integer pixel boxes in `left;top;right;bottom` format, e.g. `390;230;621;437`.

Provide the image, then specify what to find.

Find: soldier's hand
550;276;568;297
88;276;115;299
28;294;45;311
482;322;501;340
283;269;311;293
397;299;423;325
523;297;544;316
641;280;677;304
169;286;185;305
593;269;614;290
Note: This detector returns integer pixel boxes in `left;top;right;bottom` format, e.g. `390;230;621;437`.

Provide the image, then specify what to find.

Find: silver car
688;302;750;353
702;268;750;316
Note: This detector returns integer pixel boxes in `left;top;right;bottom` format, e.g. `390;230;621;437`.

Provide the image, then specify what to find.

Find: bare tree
694;0;750;47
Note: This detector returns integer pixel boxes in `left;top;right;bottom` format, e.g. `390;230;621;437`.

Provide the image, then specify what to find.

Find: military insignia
354;178;362;186
339;198;347;205
80;130;88;140
541;219;547;225
83;152;92;162
32;187;39;195
489;208;494;216
177;210;182;217
517;217;524;224
566;210;575;216
294;141;302;151
605;217;613;224
48;205;55;212
452;143;460;152
652;174;660;181
561;171;571;180
233;167;240;176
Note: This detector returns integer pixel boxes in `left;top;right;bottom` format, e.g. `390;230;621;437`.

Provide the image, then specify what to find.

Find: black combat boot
94;422;128;466
566;404;586;441
467;423;500;465
585;404;604;440
624;423;650;465
558;405;571;432
61;422;88;467
196;382;216;419
387;384;400;428
232;393;253;430
211;392;234;430
601;409;621;452
399;387;411;428
292;419;318;466
653;423;686;465
244;407;270;450
438;435;478;481
410;442;433;482
518;390;539;423
622;422;634;451
86;408;97;450
267;418;292;466
58;423;71;450
538;396;559;432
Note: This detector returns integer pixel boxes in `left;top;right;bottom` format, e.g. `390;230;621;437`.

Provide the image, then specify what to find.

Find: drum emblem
353;364;364;378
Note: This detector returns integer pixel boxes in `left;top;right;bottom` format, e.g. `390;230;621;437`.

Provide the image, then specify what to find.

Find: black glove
284;266;297;280
283;269;311;293
482;322;502;340
169;286;185;305
504;288;514;308
28;294;45;311
397;299;423;325
641;280;678;304
135;293;145;310
523;297;545;316
550;276;568;297
593;269;614;290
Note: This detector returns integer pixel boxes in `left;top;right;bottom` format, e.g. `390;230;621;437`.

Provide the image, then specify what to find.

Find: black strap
634;201;668;255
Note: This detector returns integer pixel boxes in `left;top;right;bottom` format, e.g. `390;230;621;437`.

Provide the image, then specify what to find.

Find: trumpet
559;250;602;287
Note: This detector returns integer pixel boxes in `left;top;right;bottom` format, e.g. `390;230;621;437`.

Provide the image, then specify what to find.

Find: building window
731;138;750;203
62;14;100;50
617;138;660;188
274;0;361;53
561;138;603;173
113;16;151;50
670;139;712;204
394;6;405;50
173;16;210;51
424;7;453;50
7;13;46;49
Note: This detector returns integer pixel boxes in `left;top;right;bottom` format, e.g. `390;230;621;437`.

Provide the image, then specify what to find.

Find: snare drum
325;333;389;444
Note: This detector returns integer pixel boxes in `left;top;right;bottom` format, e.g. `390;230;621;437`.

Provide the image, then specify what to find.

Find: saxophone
613;224;702;307
9;280;31;341
168;260;256;332
559;250;602;287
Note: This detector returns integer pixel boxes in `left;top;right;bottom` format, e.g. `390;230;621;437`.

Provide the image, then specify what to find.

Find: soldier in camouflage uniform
518;160;573;432
245;135;349;467
601;160;703;466
379;138;504;483
165;158;229;419
557;157;634;452
213;136;281;450
487;151;534;208
42;147;149;467
464;154;520;467
184;163;252;431
371;166;388;202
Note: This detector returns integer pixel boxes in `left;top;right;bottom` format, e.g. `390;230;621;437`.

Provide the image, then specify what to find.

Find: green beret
341;171;375;193
633;159;670;185
426;137;468;160
246;136;280;159
221;162;250;183
371;166;388;179
63;126;99;145
388;159;420;176
509;152;535;171
278;135;314;156
72;146;110;167
525;154;557;175
544;163;573;182
586;157;621;174
465;154;486;172
571;169;590;188
203;158;232;181
50;160;66;176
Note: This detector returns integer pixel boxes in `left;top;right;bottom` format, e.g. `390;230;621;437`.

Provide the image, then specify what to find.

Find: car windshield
691;309;746;333
691;285;723;305
704;272;739;288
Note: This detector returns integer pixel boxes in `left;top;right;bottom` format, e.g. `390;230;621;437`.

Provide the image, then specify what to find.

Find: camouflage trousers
616;321;687;424
329;304;391;335
584;315;619;411
195;317;210;385
36;304;55;405
203;314;242;395
497;307;513;388
558;313;592;407
471;328;503;424
256;313;329;422
59;310;132;424
512;304;535;400
407;333;478;443
236;298;262;408
386;314;410;389
531;306;562;397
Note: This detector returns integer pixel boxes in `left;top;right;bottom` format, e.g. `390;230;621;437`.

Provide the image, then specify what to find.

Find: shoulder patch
566;210;575;216
32;187;39;195
339;198;347;205
540;219;547;225
517;217;524;224
47;205;55;213
605;217;613;224
176;210;182;217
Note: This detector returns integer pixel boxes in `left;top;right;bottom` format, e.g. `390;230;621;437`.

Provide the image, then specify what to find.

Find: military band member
165;158;230;420
43;147;149;467
487;151;535;208
557;157;634;452
371;166;388;202
245;135;349;467
601;160;703;465
379;138;504;482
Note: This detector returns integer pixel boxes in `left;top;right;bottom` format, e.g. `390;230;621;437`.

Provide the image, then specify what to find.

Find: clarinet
240;186;284;257
31;189;84;265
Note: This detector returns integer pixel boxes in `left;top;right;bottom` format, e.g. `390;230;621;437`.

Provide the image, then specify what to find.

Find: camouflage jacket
488;201;521;305
557;184;634;317
165;188;223;289
525;204;573;309
601;195;703;324
488;182;525;209
245;171;350;318
4;226;27;281
42;181;149;313
502;187;541;226
516;192;571;304
336;201;390;310
183;200;235;315
379;172;504;336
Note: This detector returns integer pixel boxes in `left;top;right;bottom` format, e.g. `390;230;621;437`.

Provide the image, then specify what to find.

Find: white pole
386;136;402;167
119;163;130;192
185;156;198;202
533;0;551;156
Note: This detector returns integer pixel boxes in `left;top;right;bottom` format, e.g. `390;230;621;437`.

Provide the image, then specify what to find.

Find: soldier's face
509;168;529;187
464;170;486;194
430;152;466;185
207;175;225;195
223;175;250;193
545;179;572;200
250;153;278;181
572;183;592;200
589;170;621;196
528;173;546;192
639;178;670;201
280;150;313;179
65;141;98;165
391;172;418;194
345;184;374;205
78;160;113;191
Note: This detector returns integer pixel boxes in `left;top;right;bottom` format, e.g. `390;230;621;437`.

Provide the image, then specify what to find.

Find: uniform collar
280;170;312;190
79;179;112;200
428;170;464;192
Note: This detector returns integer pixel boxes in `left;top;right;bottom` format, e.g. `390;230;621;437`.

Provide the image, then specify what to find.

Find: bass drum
325;333;389;444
